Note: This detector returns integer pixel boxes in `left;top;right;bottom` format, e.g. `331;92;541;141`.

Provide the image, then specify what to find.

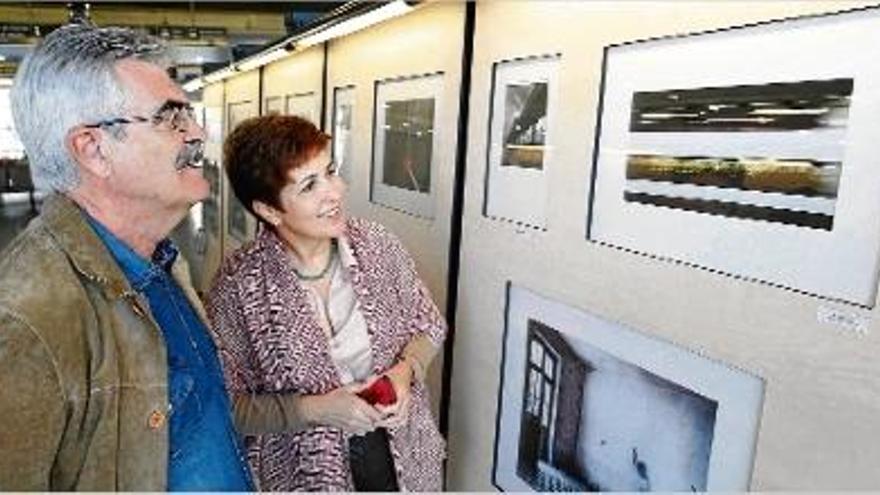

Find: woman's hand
373;360;413;429
299;385;385;436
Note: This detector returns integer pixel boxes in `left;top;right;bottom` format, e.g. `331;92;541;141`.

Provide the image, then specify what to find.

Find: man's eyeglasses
84;101;197;134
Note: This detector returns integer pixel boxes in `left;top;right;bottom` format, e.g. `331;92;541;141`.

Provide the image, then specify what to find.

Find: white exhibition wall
324;2;466;417
199;0;880;490
448;0;880;491
262;44;324;125
210;2;466;419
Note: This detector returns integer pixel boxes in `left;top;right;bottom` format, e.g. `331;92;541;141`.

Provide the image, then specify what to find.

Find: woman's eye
300;181;315;193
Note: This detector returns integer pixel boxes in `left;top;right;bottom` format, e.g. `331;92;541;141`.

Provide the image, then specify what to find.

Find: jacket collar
257;222;360;273
41;194;136;300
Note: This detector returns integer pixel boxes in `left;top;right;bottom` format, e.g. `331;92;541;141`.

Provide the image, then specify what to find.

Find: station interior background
3;1;880;491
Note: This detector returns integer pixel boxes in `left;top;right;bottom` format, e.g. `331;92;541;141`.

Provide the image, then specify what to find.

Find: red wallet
356;375;397;406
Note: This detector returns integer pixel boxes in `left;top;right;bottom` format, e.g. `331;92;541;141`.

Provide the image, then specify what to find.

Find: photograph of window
493;285;765;492
515;319;716;492
587;8;880;306
371;72;444;218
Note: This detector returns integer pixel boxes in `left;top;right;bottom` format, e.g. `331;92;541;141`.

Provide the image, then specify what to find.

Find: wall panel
218;71;260;255
325;2;467;418
262;45;325;125
447;1;880;490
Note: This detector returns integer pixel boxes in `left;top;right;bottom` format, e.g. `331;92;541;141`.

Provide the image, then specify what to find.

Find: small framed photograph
204;105;223;145
286;91;319;124
587;7;880;307
484;55;560;229
371;72;444;219
202;159;221;236
226;101;256;242
493;284;765;491
264;95;283;115
332;85;356;184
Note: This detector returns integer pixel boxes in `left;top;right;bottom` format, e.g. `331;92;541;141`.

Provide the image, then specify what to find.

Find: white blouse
304;239;373;384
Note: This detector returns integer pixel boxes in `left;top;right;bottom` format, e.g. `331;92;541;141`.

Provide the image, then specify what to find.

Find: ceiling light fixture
198;1;415;83
237;43;296;72
204;66;237;84
182;77;205;92
297;0;414;48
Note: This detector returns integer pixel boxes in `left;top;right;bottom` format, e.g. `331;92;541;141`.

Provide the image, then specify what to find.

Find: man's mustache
175;140;205;170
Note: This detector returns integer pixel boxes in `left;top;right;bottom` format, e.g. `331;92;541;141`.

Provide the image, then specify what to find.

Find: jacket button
147;409;166;430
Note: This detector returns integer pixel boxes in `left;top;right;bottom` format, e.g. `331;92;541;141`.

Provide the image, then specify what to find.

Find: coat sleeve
0;311;65;490
206;273;258;393
206;270;309;435
379;228;448;368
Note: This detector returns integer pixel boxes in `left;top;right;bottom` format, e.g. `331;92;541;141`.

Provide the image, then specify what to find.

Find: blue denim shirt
87;217;253;491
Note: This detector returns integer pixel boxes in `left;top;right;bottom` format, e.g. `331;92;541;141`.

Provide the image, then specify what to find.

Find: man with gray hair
0;24;253;490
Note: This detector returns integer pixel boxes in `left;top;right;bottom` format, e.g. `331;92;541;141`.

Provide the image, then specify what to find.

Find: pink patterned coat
206;217;446;491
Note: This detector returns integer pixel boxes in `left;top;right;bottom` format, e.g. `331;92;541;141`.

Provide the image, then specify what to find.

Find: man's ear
66;126;111;179
252;200;281;227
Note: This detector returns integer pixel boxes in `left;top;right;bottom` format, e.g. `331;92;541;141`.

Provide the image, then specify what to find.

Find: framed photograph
587;7;880;307
371;72;443;219
202;158;221;236
484;55;559;229
226;101;255;242
286;91;318;124
332;85;356;185
204;105;223;146
265;95;283;115
493;284;765;492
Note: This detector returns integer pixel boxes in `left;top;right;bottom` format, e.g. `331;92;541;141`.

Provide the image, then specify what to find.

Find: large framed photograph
226;101;255;242
332;85;356;184
286;91;318;125
587;7;880;307
484;55;559;229
371;72;443;219
493;284;765;492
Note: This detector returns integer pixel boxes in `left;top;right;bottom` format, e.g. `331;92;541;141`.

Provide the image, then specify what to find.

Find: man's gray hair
11;24;168;192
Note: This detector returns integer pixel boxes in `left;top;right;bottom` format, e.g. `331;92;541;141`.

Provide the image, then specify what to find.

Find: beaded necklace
291;240;337;281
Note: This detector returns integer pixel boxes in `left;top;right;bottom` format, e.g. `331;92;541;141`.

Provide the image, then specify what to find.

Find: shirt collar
85;214;179;292
258;223;359;272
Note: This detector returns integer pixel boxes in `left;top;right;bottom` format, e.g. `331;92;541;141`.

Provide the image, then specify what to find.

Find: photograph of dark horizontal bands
629;78;852;133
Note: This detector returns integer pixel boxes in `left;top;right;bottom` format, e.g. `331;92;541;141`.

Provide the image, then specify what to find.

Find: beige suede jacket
0;195;206;490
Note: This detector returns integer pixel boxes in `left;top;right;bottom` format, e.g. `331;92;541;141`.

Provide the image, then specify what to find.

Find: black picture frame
369;71;444;219
492;283;765;491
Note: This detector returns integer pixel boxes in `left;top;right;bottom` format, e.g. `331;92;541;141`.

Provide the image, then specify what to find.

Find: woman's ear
252;200;281;227
66;126;112;179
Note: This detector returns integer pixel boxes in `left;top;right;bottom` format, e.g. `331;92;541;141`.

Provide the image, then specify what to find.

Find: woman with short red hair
207;115;446;491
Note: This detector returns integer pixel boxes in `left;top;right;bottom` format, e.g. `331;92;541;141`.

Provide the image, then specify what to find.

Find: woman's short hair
223;114;330;219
